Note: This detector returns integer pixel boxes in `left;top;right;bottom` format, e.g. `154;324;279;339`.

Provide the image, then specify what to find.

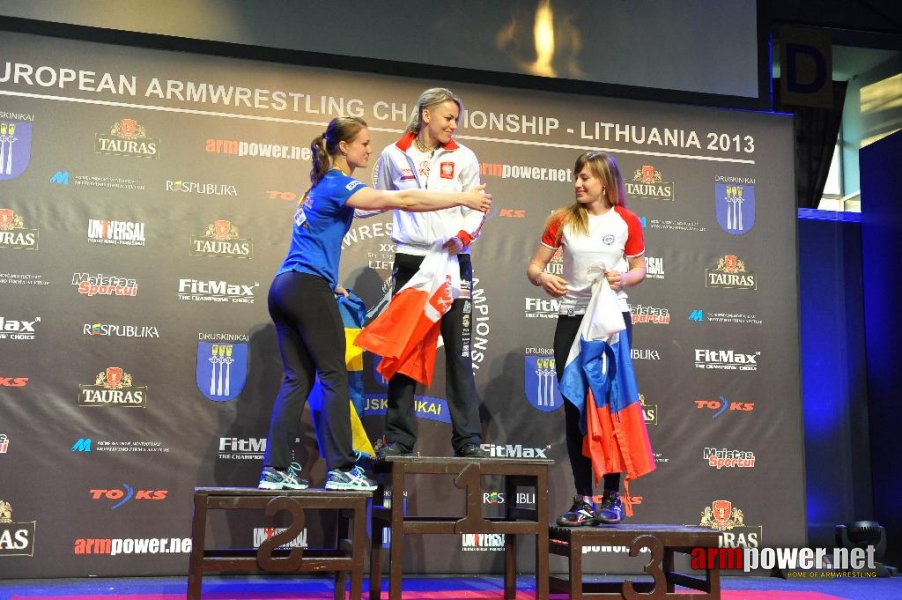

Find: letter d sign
779;28;833;108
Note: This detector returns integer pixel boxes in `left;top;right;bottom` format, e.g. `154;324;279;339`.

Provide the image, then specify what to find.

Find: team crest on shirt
440;162;455;179
602;234;615;245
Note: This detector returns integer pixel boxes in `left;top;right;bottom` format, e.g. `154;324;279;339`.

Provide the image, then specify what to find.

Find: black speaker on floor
835;521;898;577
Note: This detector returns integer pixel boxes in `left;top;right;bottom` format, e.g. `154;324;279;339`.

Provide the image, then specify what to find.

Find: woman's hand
605;270;625;292
334;285;350;298
537;272;569;298
463;184;492;213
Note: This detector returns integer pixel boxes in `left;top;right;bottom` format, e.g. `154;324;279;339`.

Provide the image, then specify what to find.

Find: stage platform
1;574;900;599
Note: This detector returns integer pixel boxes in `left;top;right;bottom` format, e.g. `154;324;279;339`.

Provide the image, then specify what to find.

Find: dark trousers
553;312;633;497
385;252;483;452
263;271;355;472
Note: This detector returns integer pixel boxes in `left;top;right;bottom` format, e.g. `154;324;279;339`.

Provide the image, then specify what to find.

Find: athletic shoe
325;465;378;491
454;443;490;458
375;440;413;459
595;490;624;524
556;496;597;527
258;461;309;490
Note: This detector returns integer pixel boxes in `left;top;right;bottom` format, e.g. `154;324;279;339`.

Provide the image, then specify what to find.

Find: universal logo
87;219;146;246
645;256;664;279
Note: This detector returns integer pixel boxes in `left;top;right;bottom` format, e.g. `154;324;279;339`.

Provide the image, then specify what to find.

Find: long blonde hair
405;87;463;134
546;151;628;242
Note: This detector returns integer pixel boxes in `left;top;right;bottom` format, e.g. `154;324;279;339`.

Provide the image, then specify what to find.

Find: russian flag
558;271;655;502
355;247;460;387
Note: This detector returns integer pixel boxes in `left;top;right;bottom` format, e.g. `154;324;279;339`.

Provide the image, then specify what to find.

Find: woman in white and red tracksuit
527;151;647;526
373;87;488;459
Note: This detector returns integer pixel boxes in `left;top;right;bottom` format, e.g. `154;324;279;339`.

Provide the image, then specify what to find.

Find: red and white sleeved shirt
541;205;644;315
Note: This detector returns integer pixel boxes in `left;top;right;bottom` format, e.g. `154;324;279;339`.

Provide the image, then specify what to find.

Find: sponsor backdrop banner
0;31;801;577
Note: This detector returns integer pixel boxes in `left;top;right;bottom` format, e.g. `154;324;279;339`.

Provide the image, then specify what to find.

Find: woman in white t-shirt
526;151;646;526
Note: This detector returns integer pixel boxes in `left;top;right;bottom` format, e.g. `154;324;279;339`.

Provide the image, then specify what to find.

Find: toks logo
0;499;36;556
0;209;39;249
695;396;755;417
89;485;168;509
190;220;253;258
95;118;159;158
78;367;147;408
0;376;28;387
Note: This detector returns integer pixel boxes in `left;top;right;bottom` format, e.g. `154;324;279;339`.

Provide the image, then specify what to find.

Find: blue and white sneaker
258;461;309;490
325;465;378;491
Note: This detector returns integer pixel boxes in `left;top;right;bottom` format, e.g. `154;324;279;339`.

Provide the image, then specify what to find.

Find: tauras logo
190;220;252;258
95;118;159;159
706;255;757;290
694;349;760;371
0;209;38;250
482;443;549;459
78;367;147;408
0;499;36;556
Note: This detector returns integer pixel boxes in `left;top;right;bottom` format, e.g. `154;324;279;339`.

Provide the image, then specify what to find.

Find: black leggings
263;271;355;472
553;312;633;497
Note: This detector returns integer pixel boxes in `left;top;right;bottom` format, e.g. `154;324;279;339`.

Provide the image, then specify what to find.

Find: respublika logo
630;304;670;325
627;165;674;201
524;354;562;412
72;273;138;297
165;179;237;196
631;347;660;361
705;255;757;290
178;279;258;304
196;341;248;401
87;219;146;246
190;220;252;258
715;177;756;235
95;119;158;158
89;485;168;509
698;500;763;548
78;368;147;408
0;499;36;557
695;396;755;417
0;114;34;180
0;209;38;250
84;323;160;338
0;316;40;341
694;349;760;371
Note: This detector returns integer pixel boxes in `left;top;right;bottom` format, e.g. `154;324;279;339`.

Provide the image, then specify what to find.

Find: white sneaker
324;465;377;491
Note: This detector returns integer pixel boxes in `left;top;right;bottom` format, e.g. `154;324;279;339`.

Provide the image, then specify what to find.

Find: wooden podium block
369;455;553;600
187;487;371;600
548;524;722;600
